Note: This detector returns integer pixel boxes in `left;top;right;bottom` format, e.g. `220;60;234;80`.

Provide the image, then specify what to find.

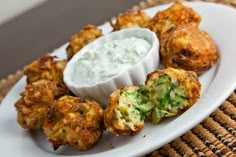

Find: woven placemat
0;0;235;156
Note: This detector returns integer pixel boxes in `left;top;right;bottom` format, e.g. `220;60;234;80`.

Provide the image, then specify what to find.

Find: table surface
0;0;142;79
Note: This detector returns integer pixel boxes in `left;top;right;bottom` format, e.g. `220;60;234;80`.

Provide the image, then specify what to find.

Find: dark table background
0;0;142;78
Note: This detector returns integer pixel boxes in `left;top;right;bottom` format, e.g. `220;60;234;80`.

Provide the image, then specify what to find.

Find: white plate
1;2;236;157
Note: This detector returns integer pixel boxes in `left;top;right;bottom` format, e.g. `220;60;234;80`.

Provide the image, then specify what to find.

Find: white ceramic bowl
63;28;159;106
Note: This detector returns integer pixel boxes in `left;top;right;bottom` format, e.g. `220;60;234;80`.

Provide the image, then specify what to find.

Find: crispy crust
160;24;219;75
148;1;201;36
111;10;151;31
66;24;102;60
43;96;104;150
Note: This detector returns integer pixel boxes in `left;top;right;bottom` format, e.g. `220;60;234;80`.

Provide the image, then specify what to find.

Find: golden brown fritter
148;2;201;36
111;10;151;31
15;80;70;129
66;24;102;60
104;86;153;136
24;54;67;84
15;97;48;130
160;24;219;75
145;67;201;123
43;96;104;151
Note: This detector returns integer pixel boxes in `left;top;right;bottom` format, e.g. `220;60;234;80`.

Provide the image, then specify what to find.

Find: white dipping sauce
73;37;151;86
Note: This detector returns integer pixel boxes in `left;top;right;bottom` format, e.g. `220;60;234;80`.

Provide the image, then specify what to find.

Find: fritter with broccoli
145;68;201;123
104;86;154;136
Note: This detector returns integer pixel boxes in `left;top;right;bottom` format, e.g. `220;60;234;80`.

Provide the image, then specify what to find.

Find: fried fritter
15;80;70;129
148;2;201;36
24;54;67;84
145;68;201;123
104;86;154;136
66;24;102;60
160;24;219;75
111;10;151;31
15;97;48;130
43;96;104;151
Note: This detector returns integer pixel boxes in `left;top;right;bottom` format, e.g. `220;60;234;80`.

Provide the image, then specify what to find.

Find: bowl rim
63;27;159;89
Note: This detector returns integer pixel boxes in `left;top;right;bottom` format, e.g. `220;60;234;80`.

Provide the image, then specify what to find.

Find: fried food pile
15;54;104;151
15;1;219;151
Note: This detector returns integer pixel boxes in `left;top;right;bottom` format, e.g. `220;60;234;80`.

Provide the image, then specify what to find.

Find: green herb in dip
73;37;151;86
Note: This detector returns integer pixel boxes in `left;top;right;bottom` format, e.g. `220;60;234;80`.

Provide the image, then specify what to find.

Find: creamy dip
73;37;151;86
